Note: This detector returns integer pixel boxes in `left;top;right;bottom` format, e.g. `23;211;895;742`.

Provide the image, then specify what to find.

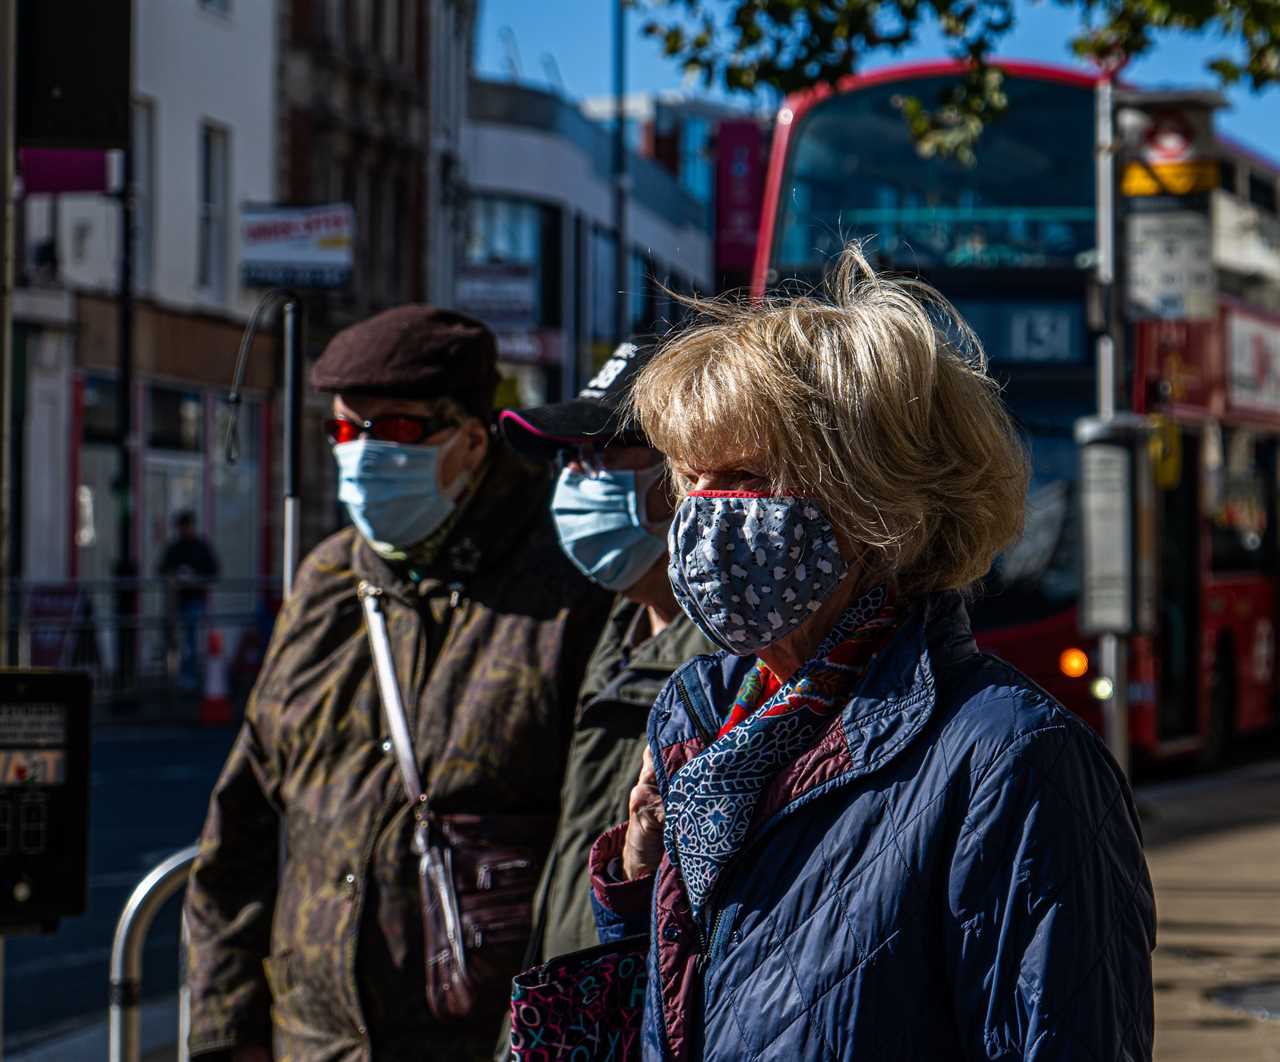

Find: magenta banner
715;120;765;273
19;149;110;194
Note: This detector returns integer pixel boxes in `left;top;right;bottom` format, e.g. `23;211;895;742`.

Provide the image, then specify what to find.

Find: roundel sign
1145;111;1196;163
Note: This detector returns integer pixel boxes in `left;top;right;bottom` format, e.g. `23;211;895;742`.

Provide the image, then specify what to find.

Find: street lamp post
1093;72;1131;775
612;0;629;348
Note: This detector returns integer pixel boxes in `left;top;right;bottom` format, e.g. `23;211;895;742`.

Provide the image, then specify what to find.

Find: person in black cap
184;306;610;1062
495;342;716;1003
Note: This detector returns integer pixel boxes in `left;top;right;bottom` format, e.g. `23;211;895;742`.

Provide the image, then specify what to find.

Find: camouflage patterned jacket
184;445;610;1061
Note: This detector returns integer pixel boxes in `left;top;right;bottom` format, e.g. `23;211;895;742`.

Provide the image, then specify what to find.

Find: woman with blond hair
588;244;1155;1060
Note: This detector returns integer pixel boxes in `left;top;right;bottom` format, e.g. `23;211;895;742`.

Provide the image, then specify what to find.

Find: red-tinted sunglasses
325;414;453;446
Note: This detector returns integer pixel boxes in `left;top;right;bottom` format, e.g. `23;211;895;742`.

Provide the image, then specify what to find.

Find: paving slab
1140;761;1280;1061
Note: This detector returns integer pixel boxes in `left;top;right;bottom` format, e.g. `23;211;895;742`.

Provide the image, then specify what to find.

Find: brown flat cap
311;305;500;415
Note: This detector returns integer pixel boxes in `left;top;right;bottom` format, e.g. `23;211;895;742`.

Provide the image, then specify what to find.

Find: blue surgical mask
551;463;669;591
668;493;848;653
334;436;466;556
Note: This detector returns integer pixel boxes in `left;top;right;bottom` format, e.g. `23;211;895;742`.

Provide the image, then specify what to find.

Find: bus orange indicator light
1059;648;1089;679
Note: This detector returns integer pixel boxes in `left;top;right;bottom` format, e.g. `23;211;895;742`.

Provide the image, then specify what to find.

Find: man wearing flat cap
184;307;610;1061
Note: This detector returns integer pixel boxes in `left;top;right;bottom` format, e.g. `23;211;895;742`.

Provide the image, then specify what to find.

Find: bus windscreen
771;76;1096;282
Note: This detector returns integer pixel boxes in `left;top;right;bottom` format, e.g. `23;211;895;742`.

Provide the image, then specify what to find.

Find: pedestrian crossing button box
0;670;91;932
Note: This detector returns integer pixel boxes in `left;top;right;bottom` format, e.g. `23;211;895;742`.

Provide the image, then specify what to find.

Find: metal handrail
108;845;199;1062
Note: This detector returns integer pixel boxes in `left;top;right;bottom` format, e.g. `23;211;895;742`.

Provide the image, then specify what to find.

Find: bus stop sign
1076;415;1158;638
0;670;91;932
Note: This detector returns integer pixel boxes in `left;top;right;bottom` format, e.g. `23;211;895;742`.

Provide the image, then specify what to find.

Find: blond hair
629;242;1030;596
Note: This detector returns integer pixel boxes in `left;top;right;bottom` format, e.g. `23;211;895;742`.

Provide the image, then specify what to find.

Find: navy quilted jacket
591;593;1156;1060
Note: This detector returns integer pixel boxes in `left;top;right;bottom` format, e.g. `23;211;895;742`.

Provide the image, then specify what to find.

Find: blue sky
475;0;1280;162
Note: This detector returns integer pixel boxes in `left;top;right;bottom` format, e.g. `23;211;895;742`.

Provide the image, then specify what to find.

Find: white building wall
1214;190;1280;288
463;123;712;284
23;0;277;321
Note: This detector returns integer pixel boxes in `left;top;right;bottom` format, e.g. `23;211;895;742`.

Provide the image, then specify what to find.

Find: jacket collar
657;592;977;798
350;440;549;605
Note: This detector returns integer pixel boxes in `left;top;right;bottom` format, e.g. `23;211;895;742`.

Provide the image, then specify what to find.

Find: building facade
19;0;279;597
462;79;714;404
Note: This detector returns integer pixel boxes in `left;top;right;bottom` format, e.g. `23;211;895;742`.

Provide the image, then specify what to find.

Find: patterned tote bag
508;934;649;1060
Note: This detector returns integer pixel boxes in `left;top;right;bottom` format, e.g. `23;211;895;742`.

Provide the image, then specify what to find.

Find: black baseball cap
499;341;655;459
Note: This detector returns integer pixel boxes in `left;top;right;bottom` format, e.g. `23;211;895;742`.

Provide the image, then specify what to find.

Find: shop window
149;386;204;452
1209;428;1271;573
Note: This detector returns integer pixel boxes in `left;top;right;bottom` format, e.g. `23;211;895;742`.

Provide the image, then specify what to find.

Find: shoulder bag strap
358;581;425;805
358;580;468;978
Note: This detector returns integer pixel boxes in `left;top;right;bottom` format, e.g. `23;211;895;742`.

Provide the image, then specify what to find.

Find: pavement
1141;758;1280;1060
7;719;1280;1059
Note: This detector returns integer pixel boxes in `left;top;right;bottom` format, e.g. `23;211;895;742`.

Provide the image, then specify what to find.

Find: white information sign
1080;445;1133;634
1126;211;1215;321
240;203;355;289
1227;309;1280;415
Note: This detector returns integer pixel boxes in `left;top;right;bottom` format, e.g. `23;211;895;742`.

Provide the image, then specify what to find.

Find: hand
232;1046;272;1062
622;746;665;881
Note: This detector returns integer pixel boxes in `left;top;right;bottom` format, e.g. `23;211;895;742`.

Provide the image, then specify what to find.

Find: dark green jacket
530;598;715;962
184;445;610;1061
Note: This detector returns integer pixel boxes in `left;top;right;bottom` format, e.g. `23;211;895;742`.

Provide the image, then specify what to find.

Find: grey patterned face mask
667;492;849;654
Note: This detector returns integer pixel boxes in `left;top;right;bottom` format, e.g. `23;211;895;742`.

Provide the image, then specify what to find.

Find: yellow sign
1122;160;1219;197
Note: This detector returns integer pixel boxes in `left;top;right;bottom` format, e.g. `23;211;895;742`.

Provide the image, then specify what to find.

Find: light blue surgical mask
334;436;466;556
551;463;668;591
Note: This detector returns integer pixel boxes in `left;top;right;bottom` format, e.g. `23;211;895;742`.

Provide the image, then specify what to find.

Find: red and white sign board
1227;308;1280;415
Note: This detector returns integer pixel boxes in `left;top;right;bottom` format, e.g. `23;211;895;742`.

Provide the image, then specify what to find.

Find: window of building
1219;159;1238;195
148;386;204;452
133;100;155;292
590;228;618;343
1248;172;1278;215
388;175;407;302
82;375;119;444
197;123;230;299
461;196;557;331
628;252;649;334
377;0;400;64
466;198;541;266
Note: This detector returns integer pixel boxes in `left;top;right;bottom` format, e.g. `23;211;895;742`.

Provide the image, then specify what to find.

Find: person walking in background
183;307;610;1062
592;244;1157;1060
158;509;220;691
497;341;717;972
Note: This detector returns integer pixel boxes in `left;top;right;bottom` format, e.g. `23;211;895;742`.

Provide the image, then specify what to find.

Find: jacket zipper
674;674;714;746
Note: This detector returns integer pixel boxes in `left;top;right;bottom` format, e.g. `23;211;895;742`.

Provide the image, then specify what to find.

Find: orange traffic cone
199;630;233;726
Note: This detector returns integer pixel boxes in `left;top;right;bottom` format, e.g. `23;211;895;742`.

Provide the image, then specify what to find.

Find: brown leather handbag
360;583;554;1022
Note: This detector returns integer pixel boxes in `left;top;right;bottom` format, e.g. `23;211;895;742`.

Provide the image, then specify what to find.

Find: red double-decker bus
752;59;1280;765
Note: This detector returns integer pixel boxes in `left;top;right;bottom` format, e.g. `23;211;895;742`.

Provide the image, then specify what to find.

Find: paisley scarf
663;584;898;923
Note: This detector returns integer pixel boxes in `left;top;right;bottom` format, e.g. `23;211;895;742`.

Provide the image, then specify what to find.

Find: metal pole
1095;73;1129;775
612;0;629;347
114;117;138;699
281;298;302;598
0;0;16;687
108;845;199;1062
282;299;302;598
